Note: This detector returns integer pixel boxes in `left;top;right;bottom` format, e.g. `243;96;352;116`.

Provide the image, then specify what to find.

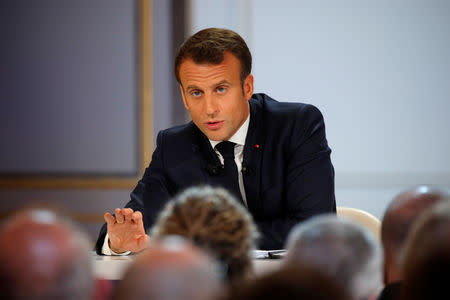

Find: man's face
179;52;254;141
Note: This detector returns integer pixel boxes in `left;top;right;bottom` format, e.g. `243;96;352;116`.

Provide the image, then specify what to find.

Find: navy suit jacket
95;93;336;252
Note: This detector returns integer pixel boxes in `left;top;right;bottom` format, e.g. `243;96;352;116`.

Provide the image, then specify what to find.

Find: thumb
137;234;150;250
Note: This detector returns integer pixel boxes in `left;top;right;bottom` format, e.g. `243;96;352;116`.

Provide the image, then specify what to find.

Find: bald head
0;209;93;300
381;185;449;284
114;237;221;300
402;201;450;299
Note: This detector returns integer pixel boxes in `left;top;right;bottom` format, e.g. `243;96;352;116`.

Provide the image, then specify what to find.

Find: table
92;252;283;280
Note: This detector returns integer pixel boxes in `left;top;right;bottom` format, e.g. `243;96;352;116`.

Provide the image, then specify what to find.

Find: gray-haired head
285;214;383;300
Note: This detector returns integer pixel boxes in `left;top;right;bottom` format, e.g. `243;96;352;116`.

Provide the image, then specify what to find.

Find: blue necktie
215;141;243;204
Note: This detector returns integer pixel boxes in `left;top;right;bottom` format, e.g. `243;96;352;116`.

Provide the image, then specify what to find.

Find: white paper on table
252;249;287;259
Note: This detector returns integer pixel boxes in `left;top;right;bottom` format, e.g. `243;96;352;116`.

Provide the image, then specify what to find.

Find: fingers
122;208;133;222
131;211;143;226
108;208;143;225
104;212;115;225
115;208;124;223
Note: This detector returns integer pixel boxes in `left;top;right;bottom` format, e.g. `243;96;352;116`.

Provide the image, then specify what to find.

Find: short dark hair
225;266;350;300
174;28;252;85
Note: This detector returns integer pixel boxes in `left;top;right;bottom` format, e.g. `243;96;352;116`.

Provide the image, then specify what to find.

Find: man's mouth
205;120;224;130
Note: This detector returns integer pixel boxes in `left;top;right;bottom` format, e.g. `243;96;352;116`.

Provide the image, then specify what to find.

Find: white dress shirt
102;114;250;255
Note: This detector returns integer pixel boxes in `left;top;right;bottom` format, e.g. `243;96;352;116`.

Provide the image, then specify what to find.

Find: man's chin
202;130;226;142
206;135;224;142
196;123;231;141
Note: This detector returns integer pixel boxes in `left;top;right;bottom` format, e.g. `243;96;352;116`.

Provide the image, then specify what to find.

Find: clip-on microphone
206;163;223;176
241;162;251;175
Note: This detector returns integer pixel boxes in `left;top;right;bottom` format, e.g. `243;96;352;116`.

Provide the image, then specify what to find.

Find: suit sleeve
255;105;336;250
94;131;172;254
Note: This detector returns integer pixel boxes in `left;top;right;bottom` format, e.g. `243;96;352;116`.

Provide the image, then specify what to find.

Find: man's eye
191;90;202;97
217;87;227;94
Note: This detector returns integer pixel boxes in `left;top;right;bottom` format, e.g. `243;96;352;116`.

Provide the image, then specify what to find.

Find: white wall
187;0;450;218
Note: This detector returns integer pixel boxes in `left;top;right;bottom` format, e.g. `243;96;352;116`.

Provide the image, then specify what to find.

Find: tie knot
216;141;236;159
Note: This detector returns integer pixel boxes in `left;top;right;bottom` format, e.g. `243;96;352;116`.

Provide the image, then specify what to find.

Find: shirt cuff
101;233;131;256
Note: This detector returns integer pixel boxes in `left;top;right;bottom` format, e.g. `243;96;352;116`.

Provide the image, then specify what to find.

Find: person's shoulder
250;93;323;119
157;122;197;145
160;122;195;135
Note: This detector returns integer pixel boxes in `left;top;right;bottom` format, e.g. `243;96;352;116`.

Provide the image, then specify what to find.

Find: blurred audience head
401;201;450;300
285;214;382;300
224;265;350;300
0;208;93;300
381;185;449;284
151;185;259;284
114;236;221;300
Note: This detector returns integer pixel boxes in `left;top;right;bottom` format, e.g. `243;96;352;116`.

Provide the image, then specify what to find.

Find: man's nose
205;94;219;116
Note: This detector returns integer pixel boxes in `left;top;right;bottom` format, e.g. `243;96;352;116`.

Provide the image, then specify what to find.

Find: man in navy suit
96;28;335;254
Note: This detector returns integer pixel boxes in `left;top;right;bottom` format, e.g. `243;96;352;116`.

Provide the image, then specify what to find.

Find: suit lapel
243;98;265;214
190;123;222;182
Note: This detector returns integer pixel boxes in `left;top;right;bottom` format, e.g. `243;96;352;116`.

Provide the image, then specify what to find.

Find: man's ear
243;74;254;100
180;85;189;110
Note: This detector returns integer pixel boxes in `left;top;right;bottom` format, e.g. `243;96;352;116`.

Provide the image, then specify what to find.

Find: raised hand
104;208;150;253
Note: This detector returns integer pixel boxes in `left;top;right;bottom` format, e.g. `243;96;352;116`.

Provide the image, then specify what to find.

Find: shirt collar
209;113;250;149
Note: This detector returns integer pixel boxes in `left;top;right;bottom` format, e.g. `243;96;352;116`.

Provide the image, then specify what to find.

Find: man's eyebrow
186;80;232;91
186;85;202;91
214;80;232;87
